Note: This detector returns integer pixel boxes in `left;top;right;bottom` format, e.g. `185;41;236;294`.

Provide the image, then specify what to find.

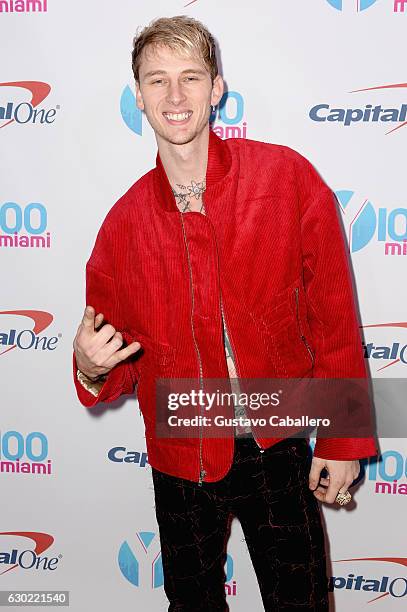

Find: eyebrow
143;68;208;79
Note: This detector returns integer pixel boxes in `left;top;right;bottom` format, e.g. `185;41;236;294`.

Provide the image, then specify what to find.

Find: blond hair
131;15;218;83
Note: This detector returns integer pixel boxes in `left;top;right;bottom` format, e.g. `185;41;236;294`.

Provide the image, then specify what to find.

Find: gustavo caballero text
167;415;331;428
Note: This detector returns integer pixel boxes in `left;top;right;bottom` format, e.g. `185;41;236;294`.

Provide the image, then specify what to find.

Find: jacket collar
152;129;232;213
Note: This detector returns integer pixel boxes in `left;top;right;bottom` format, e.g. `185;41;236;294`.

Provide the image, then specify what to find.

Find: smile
163;111;193;123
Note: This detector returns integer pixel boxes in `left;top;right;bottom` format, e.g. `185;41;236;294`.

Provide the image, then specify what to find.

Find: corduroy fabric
73;130;377;482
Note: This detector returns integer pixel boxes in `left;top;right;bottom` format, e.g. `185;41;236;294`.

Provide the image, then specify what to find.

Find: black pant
151;437;329;611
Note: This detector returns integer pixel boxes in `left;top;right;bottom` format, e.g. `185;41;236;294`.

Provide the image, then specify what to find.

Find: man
73;15;377;611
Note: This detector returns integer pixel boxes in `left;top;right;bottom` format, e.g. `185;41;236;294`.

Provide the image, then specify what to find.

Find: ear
135;82;145;111
210;74;224;107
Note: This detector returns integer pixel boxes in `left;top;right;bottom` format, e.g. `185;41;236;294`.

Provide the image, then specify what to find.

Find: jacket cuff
313;437;378;461
72;352;127;408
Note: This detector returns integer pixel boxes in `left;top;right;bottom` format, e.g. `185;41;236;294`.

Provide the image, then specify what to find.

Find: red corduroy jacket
73;130;377;482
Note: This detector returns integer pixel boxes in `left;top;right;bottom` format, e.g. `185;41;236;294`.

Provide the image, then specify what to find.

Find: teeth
164;112;191;121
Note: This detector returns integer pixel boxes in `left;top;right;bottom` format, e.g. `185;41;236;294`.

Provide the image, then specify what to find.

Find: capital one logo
309;83;407;135
330;557;407;602
325;0;378;11
362;322;407;372
336;190;407;254
0;81;58;130
0;532;60;575
118;531;234;589
0;310;60;356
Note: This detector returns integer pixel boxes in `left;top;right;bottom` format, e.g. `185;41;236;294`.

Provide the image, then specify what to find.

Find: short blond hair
131;15;218;83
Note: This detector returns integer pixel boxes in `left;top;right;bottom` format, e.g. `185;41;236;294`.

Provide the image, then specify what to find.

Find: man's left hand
308;457;360;504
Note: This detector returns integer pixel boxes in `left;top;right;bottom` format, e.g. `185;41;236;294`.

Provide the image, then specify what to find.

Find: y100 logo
0;532;60;574
337;190;407;254
325;0;378;11
0;202;51;249
326;0;407;13
0;430;52;476
0;81;59;130
0;1;48;12
120;86;247;139
211;91;247;140
0;310;61;356
360;449;407;496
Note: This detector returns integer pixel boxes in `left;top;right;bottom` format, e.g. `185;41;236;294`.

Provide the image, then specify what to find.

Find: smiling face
135;44;223;147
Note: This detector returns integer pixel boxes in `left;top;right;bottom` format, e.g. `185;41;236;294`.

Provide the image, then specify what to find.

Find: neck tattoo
171;179;206;213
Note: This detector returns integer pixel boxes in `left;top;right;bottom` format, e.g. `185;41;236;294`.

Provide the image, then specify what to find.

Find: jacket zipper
219;297;264;452
179;213;206;486
294;287;315;366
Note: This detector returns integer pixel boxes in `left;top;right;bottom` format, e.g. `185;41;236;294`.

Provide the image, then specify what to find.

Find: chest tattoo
172;179;206;213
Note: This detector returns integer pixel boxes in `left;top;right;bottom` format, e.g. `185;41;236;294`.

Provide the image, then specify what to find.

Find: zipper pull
198;468;206;486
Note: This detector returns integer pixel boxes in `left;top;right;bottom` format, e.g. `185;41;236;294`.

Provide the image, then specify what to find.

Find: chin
161;129;198;146
168;133;197;145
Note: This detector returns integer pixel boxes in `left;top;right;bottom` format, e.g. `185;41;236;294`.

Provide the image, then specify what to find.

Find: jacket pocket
250;290;315;377
130;331;176;380
250;295;294;336
294;287;315;368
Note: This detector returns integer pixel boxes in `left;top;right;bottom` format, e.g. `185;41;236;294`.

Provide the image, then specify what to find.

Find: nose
166;81;187;107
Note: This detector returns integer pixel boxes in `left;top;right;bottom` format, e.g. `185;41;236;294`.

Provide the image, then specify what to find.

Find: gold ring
335;490;352;506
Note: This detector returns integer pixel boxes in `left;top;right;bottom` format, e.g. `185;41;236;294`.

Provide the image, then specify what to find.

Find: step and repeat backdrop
1;1;406;610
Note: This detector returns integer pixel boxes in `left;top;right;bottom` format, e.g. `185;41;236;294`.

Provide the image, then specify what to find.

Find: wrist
78;368;107;383
76;369;107;397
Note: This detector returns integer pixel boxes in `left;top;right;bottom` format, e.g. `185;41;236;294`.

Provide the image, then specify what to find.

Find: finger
338;478;354;495
325;478;345;504
309;461;323;491
95;313;104;329
312;485;327;502
81;305;96;329
92;331;124;363
108;341;142;366
91;324;117;350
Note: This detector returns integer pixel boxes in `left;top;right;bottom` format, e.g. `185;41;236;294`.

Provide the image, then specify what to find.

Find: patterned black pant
151;436;329;611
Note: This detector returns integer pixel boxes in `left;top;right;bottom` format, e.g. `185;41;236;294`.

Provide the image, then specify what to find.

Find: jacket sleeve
292;150;378;461
73;225;139;408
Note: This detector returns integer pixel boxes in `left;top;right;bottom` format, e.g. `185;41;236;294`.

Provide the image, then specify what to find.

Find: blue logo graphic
364;450;407;483
0;430;48;462
0;202;47;235
326;0;378;10
336;190;407;253
120;86;143;135
119;532;163;588
0;201;51;249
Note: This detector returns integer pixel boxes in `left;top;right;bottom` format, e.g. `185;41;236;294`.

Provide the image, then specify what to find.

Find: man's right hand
73;305;141;382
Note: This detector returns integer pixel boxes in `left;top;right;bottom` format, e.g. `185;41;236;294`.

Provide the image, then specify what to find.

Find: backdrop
1;1;406;610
